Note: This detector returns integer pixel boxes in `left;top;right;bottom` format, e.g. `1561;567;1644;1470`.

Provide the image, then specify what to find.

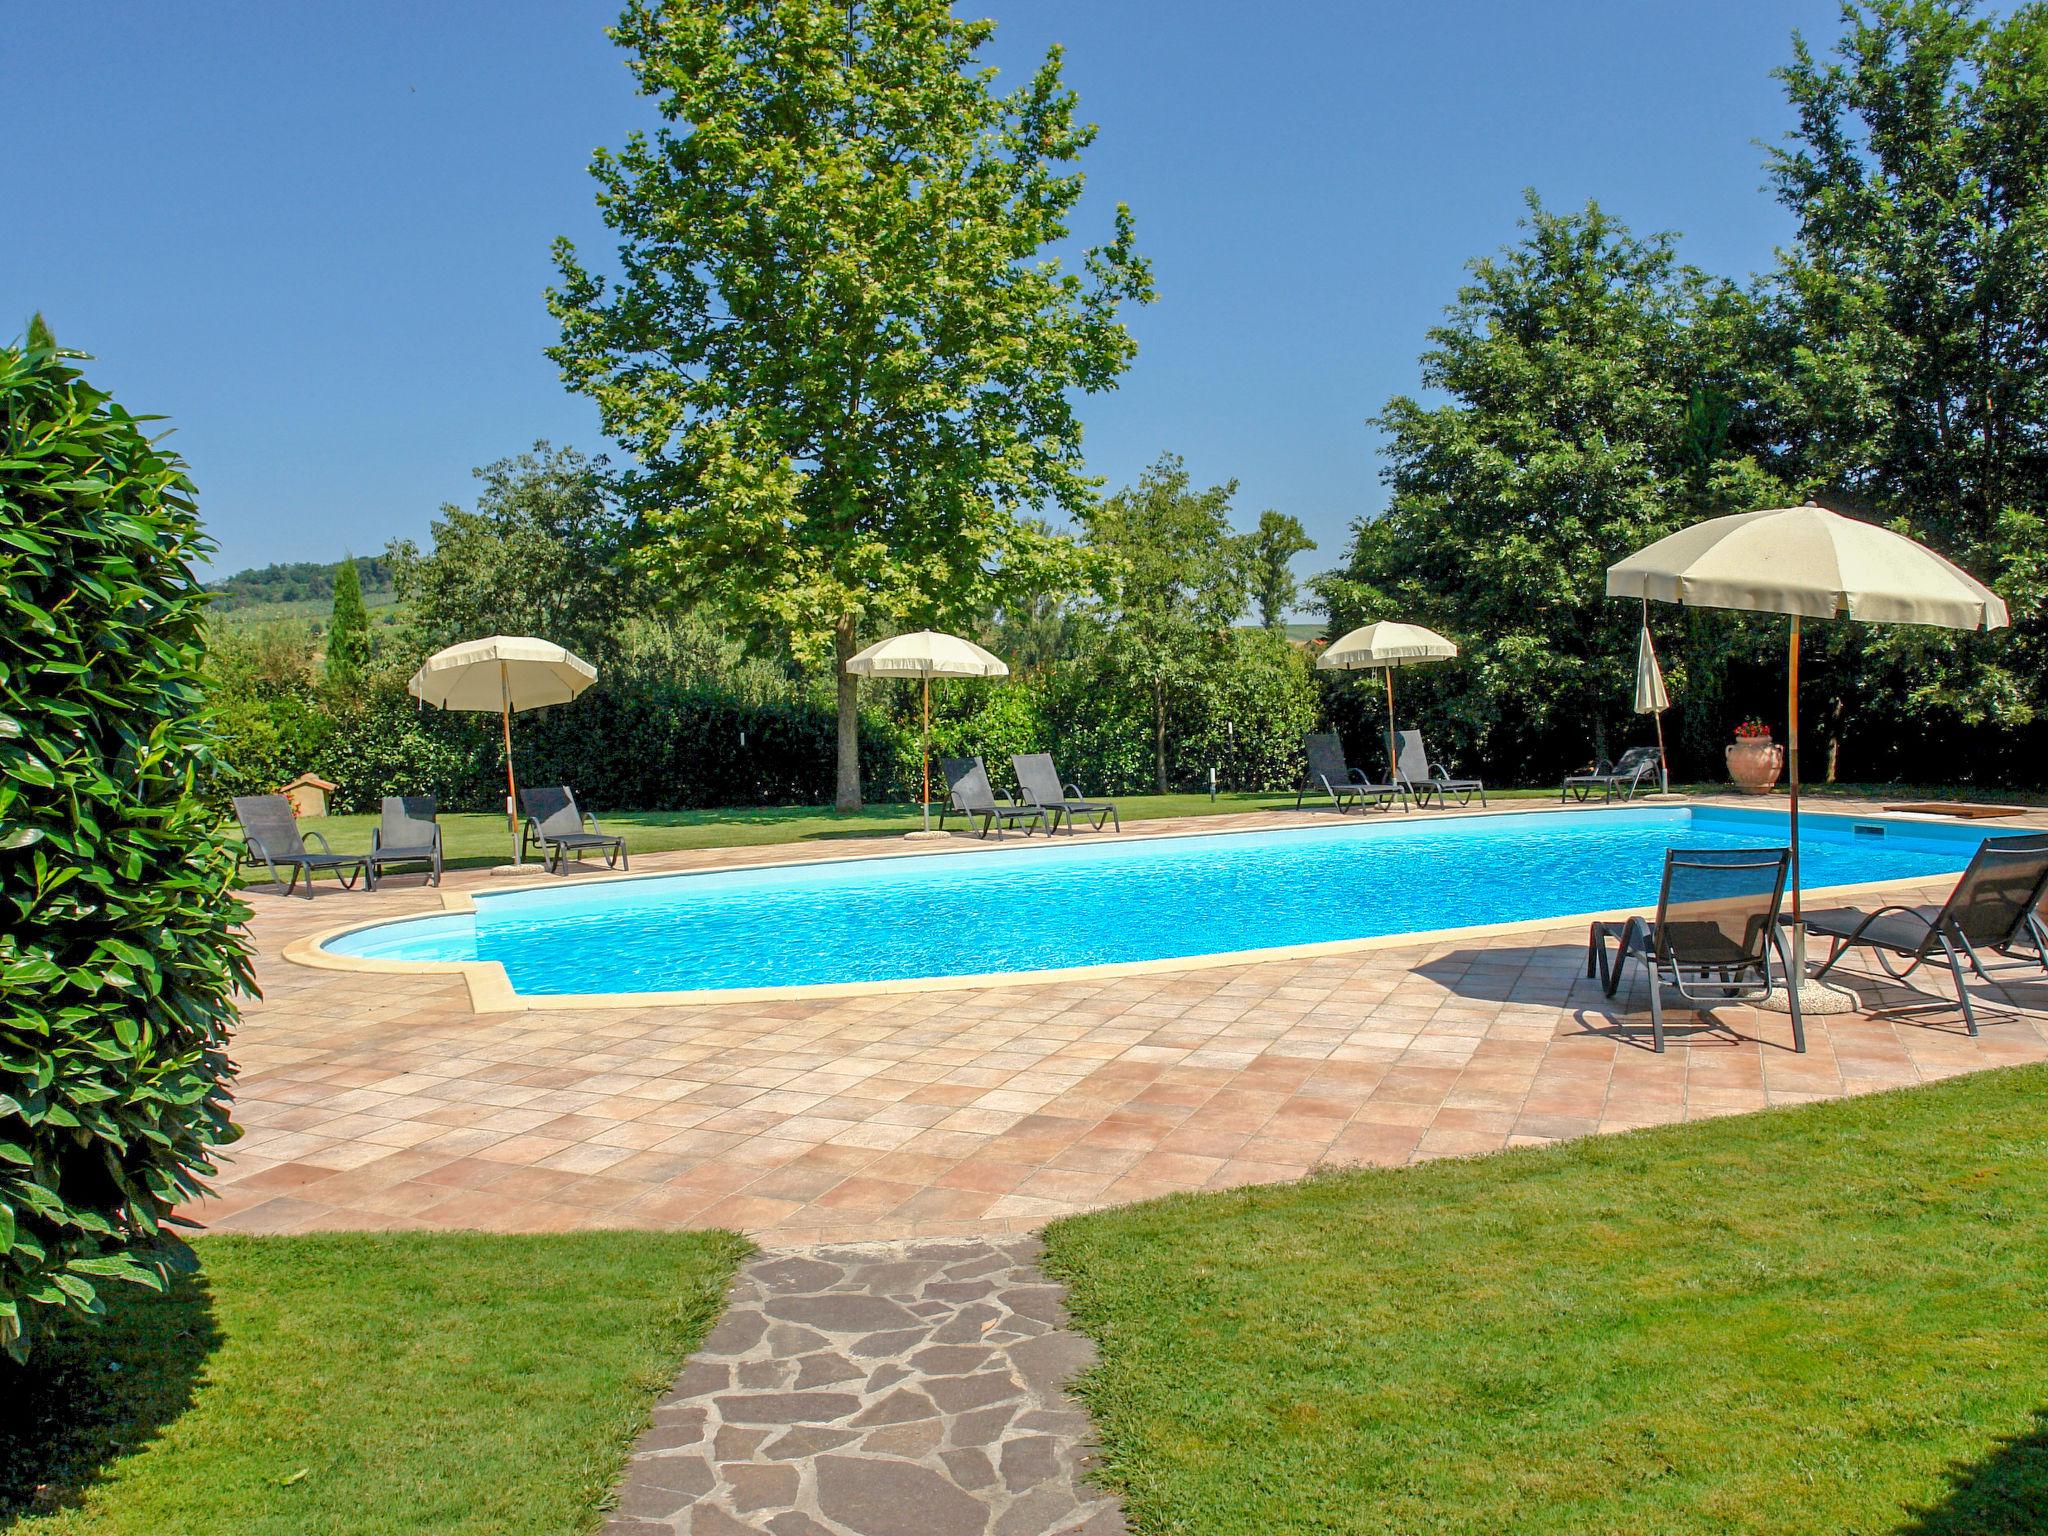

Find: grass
1042;1064;2048;1536
0;1230;748;1536
273;790;1316;875
256;780;2044;883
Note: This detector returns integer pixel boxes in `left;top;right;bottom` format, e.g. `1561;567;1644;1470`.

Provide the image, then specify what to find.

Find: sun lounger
1588;846;1803;1052
232;793;371;898
1805;833;2048;1035
1562;745;1661;803
1395;730;1485;809
1295;733;1409;814
369;795;443;886
1012;753;1120;834
520;786;627;875
944;758;1050;839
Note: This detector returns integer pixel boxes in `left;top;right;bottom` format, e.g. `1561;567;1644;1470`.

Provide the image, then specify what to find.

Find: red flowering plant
1732;718;1773;740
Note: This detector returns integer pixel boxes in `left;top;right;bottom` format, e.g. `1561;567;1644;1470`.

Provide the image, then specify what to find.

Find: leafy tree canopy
1244;510;1313;630
1320;197;1787;775
548;0;1151;808
1082;452;1249;790
1766;0;2048;736
385;443;641;664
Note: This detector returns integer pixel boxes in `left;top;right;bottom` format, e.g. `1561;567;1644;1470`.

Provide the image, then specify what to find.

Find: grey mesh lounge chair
1562;745;1661;804
369;795;443;886
947;758;1050;840
231;793;371;898
1294;732;1408;814
520;786;627;875
1587;846;1803;1053
1804;833;2048;1036
936;756;981;833
1012;753;1120;835
1394;730;1486;809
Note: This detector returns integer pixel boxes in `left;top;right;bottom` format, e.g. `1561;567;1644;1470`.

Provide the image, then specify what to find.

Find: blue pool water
323;806;1995;997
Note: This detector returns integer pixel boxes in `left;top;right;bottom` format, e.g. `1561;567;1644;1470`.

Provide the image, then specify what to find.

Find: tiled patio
185;801;2048;1245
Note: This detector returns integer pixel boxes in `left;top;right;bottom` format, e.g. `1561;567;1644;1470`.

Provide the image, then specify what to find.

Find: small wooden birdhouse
280;773;338;818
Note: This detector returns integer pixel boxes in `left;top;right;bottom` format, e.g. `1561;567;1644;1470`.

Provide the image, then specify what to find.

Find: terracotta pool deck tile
190;803;2048;1244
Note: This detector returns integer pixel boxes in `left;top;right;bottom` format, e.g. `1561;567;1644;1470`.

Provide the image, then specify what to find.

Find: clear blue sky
7;0;1845;579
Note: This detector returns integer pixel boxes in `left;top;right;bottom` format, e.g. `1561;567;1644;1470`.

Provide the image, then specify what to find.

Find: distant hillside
206;556;395;612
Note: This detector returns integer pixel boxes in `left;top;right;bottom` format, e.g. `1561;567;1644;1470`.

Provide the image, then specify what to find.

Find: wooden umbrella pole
1384;668;1398;781
1787;616;1801;924
501;661;519;864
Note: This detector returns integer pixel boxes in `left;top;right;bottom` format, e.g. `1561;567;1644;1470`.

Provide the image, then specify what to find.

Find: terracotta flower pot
1725;736;1783;795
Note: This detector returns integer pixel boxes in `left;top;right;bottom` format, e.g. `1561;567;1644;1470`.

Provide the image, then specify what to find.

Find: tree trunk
1154;681;1168;794
834;614;862;812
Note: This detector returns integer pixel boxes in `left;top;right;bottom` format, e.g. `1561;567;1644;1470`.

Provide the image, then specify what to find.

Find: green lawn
1043;1065;2048;1536
0;1230;748;1536
255;780;2045;883
274;791;1320;875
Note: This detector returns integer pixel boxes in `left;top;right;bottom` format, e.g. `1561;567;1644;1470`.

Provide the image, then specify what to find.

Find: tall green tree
1082;453;1249;792
386;443;641;663
1765;0;2047;764
1321;198;1784;777
325;555;371;687
1244;510;1313;630
549;0;1152;810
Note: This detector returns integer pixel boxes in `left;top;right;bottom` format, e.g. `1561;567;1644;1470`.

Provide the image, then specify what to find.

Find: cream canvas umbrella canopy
844;630;1009;836
1317;621;1460;780
1607;503;2007;999
407;635;598;864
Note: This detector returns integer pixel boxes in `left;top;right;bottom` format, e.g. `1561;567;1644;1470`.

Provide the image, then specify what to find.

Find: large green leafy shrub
0;323;251;1361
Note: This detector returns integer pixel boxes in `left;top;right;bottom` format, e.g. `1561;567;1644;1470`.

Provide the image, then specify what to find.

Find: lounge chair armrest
371;827;383;851
582;811;606;834
304;830;334;854
1346;769;1371;785
1065;782;1086;801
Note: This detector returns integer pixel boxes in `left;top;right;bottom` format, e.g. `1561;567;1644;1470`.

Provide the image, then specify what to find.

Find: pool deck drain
604;1238;1122;1536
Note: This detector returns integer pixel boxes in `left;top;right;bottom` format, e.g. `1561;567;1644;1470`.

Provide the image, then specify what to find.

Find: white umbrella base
1758;976;1859;1015
903;830;954;843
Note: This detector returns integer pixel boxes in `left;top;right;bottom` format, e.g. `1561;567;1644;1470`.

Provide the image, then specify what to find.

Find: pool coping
279;798;1988;1014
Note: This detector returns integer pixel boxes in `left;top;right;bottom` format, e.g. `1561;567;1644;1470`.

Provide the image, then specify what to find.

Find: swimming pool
317;805;1995;1000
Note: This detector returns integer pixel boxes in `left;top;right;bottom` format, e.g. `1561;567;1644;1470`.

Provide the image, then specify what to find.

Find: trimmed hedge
0;325;251;1361
209;627;1325;815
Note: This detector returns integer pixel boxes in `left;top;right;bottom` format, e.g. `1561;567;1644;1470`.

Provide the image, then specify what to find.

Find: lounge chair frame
942;757;1050;840
1394;730;1486;809
1295;733;1409;814
520;786;628;875
232;793;371;898
1012;753;1120;835
1562;745;1661;804
369;795;443;886
1587;846;1804;1053
1805;833;2048;1036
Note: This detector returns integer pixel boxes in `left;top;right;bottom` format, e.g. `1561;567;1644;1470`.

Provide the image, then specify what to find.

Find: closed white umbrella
1317;621;1460;781
1634;606;1671;793
844;630;1009;836
1608;503;2008;1002
408;635;598;864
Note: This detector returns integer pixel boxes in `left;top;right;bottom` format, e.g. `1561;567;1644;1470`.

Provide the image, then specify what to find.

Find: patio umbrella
1634;604;1671;794
1607;502;2007;999
844;630;1009;836
407;635;597;865
1317;621;1460;780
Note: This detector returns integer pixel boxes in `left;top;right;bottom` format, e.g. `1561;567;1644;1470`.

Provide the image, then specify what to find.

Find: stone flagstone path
605;1239;1124;1536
